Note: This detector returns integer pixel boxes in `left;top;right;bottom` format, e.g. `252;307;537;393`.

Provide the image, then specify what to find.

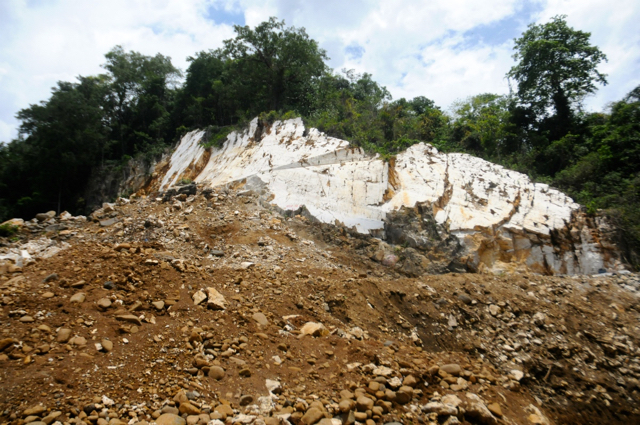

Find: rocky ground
1;184;640;425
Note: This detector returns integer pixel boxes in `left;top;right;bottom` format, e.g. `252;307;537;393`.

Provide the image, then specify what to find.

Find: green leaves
508;15;607;120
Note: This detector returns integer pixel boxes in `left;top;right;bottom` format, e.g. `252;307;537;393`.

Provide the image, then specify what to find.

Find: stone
301;407;324;425
206;287;227;310
116;314;142;326
239;395;254;406
239;368;251;377
252;312;269;326
209;366;225;380
465;393;497;425
440;364;462;376
355;396;374;411
100;218;117;227
69;336;87;347
152;301;165;310
23;405;47;417
0;338;17;352
70;292;86;303
179;403;200;415
192;291;207;306
339;400;354;413
458;294;472;304
487;403;503;418
56;328;72;343
42;292;55;299
19;316;34;323
101;339;113;352
97;298;112;309
155;414;186;425
489;304;500;316
403;375;418;387
300;322;327;337
265;379;282;394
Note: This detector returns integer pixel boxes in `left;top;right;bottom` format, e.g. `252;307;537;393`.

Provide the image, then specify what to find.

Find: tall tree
223;17;328;113
507;15;607;135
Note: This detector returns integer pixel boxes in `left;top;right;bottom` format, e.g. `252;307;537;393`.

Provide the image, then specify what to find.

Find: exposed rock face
154;117;624;275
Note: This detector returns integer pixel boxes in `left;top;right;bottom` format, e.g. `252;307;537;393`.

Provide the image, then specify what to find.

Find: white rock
205;288;227;310
159;118;622;275
192;290;207;306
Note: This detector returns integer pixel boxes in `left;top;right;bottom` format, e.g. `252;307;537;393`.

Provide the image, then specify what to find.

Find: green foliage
0;223;19;237
508;15;607;119
177;178;193;185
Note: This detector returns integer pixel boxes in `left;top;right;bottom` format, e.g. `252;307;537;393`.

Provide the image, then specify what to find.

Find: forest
0;16;638;265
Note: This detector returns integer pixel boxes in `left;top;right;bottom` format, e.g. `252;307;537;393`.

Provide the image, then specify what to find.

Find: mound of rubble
1;186;639;425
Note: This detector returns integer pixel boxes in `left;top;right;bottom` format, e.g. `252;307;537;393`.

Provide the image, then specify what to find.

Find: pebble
97;298;112;309
42;292;55;299
70;292;86;303
301;407;324;425
440;364;462;376
209;366;225;380
155;414;186;425
252;312;269;326
56;328;72;343
101;339;113;352
239;395;254;406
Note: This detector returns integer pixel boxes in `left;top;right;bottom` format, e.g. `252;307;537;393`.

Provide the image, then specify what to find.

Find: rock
69;336;87;347
339;400;355;413
155;414;186;425
252;312;269;326
356;396;374;411
23;405;47;417
458;294;472;304
265;379;282;394
395;386;413;405
487;403;503;418
116;314;142;326
100;218;118;227
97;298;112;309
36;211;56;222
101;339;113;352
103;281;116;290
422;402;458;416
179;403;201;415
113;243;131;251
42;292;55;299
209;366;225;380
239;368;251;377
301;407;324;425
206;287;227;310
403;375;418;387
192;290;207;306
19;316;35;323
533;312;547;326
56;328;72;343
0;338;17;352
489;304;500;316
70;292;86;303
300;322;327;337
465;393;497;425
152;301;165;310
440;364;462;376
239;395;254;406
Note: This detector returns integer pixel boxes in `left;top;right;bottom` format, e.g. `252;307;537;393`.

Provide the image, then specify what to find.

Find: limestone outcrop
153;117;624;275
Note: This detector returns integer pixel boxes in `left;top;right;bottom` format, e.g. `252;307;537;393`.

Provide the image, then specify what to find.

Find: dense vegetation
0;16;638;265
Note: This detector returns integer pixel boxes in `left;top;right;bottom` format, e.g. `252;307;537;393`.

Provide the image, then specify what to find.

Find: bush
0;223;19;237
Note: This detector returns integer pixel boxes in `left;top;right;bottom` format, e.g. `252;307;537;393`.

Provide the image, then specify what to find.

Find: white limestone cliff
156;117;623;275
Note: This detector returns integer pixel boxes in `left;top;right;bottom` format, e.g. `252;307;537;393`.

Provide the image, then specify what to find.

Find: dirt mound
1;186;639;425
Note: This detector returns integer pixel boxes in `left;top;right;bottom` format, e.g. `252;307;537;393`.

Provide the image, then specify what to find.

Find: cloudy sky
1;0;639;143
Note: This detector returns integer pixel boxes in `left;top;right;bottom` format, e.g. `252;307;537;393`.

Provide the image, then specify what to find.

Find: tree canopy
507;15;607;122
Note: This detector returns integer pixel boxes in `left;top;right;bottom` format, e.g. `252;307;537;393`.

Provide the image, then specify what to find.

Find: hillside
1;181;640;425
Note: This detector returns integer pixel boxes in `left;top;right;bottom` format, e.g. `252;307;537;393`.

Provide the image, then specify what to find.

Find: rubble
0;184;638;425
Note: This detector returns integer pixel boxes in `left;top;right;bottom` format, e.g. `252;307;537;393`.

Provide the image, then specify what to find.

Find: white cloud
1;0;639;142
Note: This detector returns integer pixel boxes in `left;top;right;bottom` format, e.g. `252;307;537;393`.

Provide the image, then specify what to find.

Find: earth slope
1;187;639;425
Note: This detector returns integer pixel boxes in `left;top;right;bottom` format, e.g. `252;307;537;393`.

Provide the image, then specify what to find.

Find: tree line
0;16;638;265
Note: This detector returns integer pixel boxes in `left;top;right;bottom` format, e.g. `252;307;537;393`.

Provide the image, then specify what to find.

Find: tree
507;15;607;125
223;17;328;113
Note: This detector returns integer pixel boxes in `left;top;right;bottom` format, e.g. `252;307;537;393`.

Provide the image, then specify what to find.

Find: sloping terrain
1;186;640;425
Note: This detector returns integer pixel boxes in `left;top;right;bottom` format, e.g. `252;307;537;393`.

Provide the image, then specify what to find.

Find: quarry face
156;118;624;276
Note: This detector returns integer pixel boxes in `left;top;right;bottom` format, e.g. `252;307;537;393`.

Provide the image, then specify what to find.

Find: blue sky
1;0;639;143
